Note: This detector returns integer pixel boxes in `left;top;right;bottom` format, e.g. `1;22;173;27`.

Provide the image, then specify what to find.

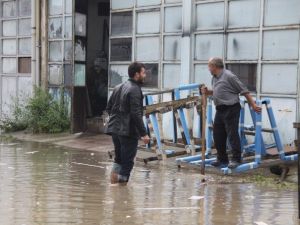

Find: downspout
35;0;41;87
31;0;36;87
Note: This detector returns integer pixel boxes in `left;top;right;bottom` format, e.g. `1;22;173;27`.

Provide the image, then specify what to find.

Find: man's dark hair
128;62;145;78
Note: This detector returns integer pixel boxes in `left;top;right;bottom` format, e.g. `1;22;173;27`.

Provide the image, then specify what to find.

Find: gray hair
208;57;224;69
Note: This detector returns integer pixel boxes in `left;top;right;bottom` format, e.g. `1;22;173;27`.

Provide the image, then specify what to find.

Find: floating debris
138;170;151;172
189;196;204;200
71;162;105;169
0;143;18;146
25;151;39;154
136;207;200;211
254;222;268;225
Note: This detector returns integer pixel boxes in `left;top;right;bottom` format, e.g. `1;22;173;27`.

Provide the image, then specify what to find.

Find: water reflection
0;140;298;225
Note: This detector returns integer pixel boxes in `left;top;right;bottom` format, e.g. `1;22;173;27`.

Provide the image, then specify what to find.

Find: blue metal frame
174;83;213;153
177;98;298;174
145;95;175;156
175;83;214;164
222;99;297;174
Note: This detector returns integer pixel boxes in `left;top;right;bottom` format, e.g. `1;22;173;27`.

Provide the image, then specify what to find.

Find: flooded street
0;140;298;225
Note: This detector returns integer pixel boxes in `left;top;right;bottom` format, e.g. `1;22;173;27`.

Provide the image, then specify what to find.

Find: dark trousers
112;134;138;179
213;103;241;163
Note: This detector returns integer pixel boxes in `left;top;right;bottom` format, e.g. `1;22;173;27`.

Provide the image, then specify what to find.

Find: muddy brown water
0;140;298;225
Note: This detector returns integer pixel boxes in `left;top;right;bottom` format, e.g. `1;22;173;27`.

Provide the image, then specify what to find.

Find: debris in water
136;207;200;211
139;170;151;172
245;195;255;200
254;222;268;225
189;196;204;200
71;162;105;169
25;151;39;154
0;143;18;146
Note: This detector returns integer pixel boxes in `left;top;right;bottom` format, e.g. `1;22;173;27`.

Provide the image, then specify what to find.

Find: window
49;41;63;62
75;13;86;37
110;38;132;61
228;0;260;28
164;36;181;61
227;32;259;60
196;2;224;30
111;0;133;10
164;6;182;33
18;57;31;73
3;1;17;18
137;11;160;34
226;64;257;92
163;64;180;88
109;65;128;87
75;38;86;61
18;19;31;36
19;38;31;55
136;37;160;61
49;64;63;85
49;18;63;39
144;63;159;88
195;34;223;60
111;12;133;36
3;20;17;36
64;64;72;86
49;0;63;16
74;64;86;86
264;0;300;26
263;30;299;60
261;64;298;94
2;58;17;73
19;0;31;17
165;0;181;3
194;64;212;89
64;41;73;61
136;0;161;7
3;39;17;55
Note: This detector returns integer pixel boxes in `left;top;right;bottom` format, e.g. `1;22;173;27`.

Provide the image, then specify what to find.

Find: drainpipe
31;0;36;87
31;0;41;88
35;0;41;87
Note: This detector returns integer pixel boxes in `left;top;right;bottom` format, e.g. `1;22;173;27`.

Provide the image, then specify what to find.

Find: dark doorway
86;0;109;117
72;0;110;133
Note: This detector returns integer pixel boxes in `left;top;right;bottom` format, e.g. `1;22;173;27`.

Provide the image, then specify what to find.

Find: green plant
0;95;29;132
26;87;70;133
0;87;70;134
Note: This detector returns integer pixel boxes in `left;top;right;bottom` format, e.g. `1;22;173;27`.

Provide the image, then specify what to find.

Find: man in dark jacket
106;62;150;184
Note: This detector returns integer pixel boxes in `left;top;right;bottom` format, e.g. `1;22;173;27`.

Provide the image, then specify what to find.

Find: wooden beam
144;96;201;115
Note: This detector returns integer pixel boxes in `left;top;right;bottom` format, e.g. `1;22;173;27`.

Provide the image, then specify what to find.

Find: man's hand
200;85;213;96
251;103;262;113
200;85;208;95
141;135;150;144
244;93;262;113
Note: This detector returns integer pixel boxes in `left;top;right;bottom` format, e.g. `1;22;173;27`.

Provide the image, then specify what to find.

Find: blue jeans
112;134;138;181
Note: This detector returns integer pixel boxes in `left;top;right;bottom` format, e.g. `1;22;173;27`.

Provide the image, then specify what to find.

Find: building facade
0;0;300;144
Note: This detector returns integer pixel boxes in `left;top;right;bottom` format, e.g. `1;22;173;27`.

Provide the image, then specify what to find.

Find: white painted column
297;26;300;122
31;0;36;87
180;0;192;85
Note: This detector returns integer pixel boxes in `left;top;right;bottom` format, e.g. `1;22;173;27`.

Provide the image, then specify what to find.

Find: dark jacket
105;79;147;138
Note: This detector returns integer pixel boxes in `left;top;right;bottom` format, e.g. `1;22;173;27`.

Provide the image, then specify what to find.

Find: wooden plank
144;96;201;115
293;122;300;129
